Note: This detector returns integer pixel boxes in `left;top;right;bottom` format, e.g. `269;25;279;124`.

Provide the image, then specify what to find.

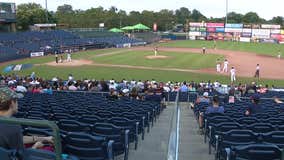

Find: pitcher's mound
145;55;169;59
45;59;93;67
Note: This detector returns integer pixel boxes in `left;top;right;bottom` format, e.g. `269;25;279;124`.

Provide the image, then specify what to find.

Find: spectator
180;82;188;92
196;92;210;104
198;95;224;134
0;87;53;150
245;94;264;115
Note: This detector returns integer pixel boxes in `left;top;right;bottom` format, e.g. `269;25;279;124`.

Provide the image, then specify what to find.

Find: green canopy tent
109;28;124;33
132;23;150;30
121;26;135;30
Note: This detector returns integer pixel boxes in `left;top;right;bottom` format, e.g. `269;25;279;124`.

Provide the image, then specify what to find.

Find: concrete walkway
128;103;175;160
178;103;214;160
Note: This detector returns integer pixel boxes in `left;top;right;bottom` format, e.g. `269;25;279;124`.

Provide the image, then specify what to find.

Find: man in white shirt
223;59;229;72
230;67;236;82
216;59;221;72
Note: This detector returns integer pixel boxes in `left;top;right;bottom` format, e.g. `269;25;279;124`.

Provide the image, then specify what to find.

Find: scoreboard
0;2;16;22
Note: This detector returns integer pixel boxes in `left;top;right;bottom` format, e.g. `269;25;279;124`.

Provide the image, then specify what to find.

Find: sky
2;0;283;20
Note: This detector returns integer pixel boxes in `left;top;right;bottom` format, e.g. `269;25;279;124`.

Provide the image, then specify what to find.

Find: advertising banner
240;37;251;42
281;30;284;35
252;29;270;36
261;24;281;29
30;52;44;57
189;22;206;27
252;24;261;29
225;28;242;33
243;24;252;28
190;27;197;31
271;29;281;34
200;27;206;32
201;32;207;37
216;28;225;33
225;23;243;28
241;32;252;37
207;27;216;32
242;28;252;33
153;23;157;32
271;34;282;40
189;32;201;36
207;23;224;28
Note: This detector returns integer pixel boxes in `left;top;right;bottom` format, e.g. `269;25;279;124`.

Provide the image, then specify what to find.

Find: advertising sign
261;24;281;29
189;22;206;27
242;28;252;33
225;28;242;33
240;37;251;42
252;29;270;36
207;23;224;28
30;52;44;57
207;27;216;32
225;23;243;28
189;32;201;36
281;30;284;35
243;24;252;28
241;32;252;37
216;28;225;33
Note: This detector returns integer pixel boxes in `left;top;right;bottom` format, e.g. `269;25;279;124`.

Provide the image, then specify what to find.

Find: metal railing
0;117;62;160
167;91;180;160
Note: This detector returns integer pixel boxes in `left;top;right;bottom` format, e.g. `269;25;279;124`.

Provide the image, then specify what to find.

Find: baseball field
1;40;284;86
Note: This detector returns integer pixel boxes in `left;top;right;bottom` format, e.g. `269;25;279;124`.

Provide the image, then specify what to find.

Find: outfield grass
92;50;223;69
159;40;284;56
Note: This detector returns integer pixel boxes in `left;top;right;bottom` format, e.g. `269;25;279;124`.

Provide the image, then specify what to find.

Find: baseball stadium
0;1;284;160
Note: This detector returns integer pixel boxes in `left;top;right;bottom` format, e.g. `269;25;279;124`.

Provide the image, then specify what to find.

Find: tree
175;7;191;24
270;16;284;26
227;12;243;23
57;4;73;14
242;12;261;24
190;9;207;22
16;3;47;30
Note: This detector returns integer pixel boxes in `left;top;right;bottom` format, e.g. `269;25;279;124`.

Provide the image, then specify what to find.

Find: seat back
232;144;281;160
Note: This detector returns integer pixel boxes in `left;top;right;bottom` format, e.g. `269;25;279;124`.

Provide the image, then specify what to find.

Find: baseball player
154;47;158;56
216;59;221;73
254;64;260;80
223;59;229;72
202;46;206;54
213;40;217;50
67;52;72;62
230;67;236;82
278;50;281;59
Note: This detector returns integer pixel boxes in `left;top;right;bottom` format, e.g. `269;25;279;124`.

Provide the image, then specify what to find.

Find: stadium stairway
127;102;175;160
178;103;214;160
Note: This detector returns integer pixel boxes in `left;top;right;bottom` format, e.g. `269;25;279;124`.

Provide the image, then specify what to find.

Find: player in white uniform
223;59;229;72
278;50;281;59
216;59;221;73
254;64;260;80
154;47;158;56
230;67;236;82
67;52;72;62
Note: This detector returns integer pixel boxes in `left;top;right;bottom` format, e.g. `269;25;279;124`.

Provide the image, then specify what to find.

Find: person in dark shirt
205;95;225;114
0;87;53;150
245;93;264;115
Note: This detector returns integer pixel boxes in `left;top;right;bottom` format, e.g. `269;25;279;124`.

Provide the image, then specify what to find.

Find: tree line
16;3;284;31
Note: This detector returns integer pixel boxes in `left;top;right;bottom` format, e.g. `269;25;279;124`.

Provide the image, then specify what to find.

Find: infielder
216;59;221;73
230;67;236;82
254;64;260;80
223;59;229;72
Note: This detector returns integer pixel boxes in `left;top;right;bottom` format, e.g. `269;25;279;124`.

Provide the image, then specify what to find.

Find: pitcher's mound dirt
145;55;169;59
45;59;93;67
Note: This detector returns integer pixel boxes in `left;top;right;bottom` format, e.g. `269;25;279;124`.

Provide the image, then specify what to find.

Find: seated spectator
198;95;224;134
196;92;210;104
245;94;264;115
180;82;188;92
0;87;53;150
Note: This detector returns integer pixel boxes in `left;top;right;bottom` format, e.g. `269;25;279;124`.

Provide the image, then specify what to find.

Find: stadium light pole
225;0;228;24
45;0;48;23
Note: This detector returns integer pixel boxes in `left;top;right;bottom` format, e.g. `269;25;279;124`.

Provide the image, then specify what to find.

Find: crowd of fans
0;72;277;97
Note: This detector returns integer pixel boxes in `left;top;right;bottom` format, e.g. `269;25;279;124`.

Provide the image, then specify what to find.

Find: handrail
0;117;62;160
167;91;180;160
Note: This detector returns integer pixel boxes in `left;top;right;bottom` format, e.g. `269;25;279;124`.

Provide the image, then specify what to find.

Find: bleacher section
0;30;145;62
14;92;163;160
194;96;284;160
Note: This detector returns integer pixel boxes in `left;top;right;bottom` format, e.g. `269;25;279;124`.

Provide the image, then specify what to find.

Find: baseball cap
203;92;209;97
251;94;260;101
0;87;23;104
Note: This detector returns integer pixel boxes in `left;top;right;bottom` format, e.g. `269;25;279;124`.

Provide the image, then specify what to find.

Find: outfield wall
189;22;284;44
